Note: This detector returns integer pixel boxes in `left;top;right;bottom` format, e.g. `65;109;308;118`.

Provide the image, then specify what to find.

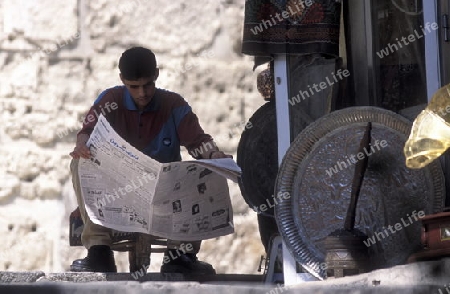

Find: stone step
2;258;450;293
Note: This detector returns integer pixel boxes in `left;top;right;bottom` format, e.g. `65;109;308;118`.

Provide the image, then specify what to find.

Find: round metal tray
237;101;311;216
275;106;445;279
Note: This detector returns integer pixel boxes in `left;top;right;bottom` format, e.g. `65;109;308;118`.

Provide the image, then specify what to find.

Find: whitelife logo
363;210;425;247
376;22;439;59
130;243;193;280
250;0;314;35
56;101;118;139
288;69;350;106
325;140;388;177
93;172;156;210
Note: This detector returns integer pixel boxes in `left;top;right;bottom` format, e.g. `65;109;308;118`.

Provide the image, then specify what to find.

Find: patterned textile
242;0;341;57
257;65;275;100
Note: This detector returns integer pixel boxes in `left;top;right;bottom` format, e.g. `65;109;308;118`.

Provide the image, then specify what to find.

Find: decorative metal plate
275;107;445;279
237;101;312;215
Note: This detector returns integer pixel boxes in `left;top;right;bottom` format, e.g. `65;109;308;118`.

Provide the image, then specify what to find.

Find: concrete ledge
37;272;263;283
0;271;45;283
301;257;450;288
2;258;450;293
0;283;444;294
38;272;181;283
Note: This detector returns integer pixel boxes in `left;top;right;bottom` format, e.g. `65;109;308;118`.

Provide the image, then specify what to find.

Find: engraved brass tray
237;101;312;215
275;107;445;279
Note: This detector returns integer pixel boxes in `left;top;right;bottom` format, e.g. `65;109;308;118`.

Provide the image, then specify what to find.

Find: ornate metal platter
237;101;312;215
275;107;445;279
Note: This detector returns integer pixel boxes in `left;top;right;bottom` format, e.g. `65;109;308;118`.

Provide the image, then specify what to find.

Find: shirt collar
123;87;160;112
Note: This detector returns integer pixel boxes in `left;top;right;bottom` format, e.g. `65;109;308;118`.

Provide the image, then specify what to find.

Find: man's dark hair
119;47;157;80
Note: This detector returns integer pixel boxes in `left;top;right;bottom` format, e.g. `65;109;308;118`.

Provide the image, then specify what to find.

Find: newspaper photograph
77;114;239;241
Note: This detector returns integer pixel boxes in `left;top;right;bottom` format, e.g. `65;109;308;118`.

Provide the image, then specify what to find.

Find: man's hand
209;150;233;159
70;134;91;159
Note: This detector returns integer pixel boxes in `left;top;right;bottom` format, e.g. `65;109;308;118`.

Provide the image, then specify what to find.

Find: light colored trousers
71;159;201;253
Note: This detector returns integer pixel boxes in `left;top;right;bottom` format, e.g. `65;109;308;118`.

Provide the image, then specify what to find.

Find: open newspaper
77;114;240;241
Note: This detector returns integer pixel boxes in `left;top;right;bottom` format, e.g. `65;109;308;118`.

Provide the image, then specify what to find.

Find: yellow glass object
404;84;450;168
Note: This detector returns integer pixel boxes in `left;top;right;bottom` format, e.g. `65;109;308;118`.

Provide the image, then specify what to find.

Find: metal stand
264;235;283;284
273;55;317;285
273;54;295;286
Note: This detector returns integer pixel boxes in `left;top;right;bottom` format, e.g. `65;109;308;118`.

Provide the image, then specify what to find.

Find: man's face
120;73;158;110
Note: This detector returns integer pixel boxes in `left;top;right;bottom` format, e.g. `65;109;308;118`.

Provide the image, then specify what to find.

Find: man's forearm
76;133;90;147
201;147;221;159
196;141;232;159
70;133;92;159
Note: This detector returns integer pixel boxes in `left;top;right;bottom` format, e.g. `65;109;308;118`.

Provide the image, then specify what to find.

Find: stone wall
0;0;266;273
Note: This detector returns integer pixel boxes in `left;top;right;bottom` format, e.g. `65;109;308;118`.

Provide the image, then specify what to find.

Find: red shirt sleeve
177;110;218;159
77;88;120;139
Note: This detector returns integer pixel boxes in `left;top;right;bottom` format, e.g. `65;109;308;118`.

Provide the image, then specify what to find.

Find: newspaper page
150;162;234;240
192;159;241;182
78;114;237;240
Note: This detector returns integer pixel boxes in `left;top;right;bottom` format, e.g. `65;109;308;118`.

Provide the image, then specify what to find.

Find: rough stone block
0;53;39;98
228;179;249;215
19;181;37;200
53;114;83;144
0;174;20;202
38;59;87;113
84;54;122;103
3;0;78;43
0;271;45;283
178;59;262;149
88;1;221;56
0;199;64;272
210;3;246;58
0;145;68;199
2;113;63;147
34;172;62;200
0;224;51;271
0;1;3;34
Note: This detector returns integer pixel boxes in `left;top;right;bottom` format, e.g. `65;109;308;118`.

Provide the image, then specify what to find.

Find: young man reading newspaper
69;47;231;274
